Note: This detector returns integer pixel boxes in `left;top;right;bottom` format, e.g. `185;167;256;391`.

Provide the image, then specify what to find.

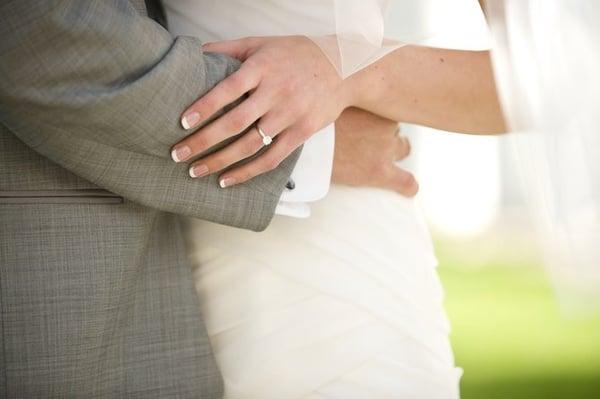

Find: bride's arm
346;0;504;135
345;45;506;134
172;36;505;187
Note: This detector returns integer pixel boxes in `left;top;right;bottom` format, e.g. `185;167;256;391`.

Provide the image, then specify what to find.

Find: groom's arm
0;0;300;231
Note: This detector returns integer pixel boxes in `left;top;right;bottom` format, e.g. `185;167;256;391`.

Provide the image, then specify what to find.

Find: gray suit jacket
0;0;299;397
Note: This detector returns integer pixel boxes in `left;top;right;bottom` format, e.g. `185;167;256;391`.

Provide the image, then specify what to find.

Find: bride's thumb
202;37;260;61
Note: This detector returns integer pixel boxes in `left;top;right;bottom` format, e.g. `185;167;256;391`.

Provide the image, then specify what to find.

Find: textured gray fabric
0;200;223;398
132;0;148;15
0;0;300;397
0;0;299;230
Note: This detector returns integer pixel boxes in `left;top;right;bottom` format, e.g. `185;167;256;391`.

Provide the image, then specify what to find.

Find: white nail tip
219;179;227;188
189;168;197;178
171;149;181;163
182;113;201;130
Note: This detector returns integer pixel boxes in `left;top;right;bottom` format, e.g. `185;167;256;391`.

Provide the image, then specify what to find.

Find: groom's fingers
386;167;419;197
178;63;260;132
394;135;412;161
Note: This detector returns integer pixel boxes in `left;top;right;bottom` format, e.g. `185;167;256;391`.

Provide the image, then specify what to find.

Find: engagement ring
257;125;273;146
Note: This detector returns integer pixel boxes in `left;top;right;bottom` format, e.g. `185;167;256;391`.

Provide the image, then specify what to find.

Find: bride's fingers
173;93;269;162
188;127;265;178
187;110;293;177
179;63;260;132
386;166;419;197
202;37;263;60
217;127;306;187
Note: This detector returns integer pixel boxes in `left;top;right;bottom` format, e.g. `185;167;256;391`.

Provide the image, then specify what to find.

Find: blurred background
407;125;600;399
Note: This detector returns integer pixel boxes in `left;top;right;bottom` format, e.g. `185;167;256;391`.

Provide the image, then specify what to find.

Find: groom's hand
332;108;418;197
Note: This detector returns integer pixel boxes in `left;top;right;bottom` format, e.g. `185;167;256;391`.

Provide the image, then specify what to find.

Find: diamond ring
257;125;273;146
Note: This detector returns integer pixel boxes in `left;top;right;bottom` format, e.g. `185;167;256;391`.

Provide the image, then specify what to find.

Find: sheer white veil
486;0;600;312
318;0;600;311
308;0;401;79
308;0;489;78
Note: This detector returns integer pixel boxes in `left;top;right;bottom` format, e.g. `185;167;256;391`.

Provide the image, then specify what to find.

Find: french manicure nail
181;112;201;130
219;177;236;188
171;146;192;162
189;164;209;178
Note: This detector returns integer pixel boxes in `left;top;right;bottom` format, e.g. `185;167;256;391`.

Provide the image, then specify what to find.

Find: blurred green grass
436;239;600;399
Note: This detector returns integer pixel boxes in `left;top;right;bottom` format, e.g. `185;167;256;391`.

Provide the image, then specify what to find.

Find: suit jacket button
285;179;296;190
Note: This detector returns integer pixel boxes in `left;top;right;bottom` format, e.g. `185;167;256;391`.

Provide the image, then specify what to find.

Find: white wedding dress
164;1;463;398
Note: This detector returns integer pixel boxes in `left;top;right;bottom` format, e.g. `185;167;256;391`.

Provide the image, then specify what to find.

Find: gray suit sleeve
0;0;299;231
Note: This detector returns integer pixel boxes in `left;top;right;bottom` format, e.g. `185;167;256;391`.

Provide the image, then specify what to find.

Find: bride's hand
171;36;353;187
333;108;418;197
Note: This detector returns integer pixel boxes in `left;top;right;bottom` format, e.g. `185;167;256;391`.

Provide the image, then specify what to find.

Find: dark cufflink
285;179;296;190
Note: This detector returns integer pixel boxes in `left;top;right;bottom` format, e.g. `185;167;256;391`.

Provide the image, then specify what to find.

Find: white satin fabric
186;187;460;399
163;0;477;397
487;0;600;312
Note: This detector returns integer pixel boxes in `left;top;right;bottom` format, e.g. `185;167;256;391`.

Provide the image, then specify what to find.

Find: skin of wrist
339;52;394;112
336;45;433;125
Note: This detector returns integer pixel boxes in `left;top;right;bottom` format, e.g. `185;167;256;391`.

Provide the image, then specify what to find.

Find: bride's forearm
344;45;507;134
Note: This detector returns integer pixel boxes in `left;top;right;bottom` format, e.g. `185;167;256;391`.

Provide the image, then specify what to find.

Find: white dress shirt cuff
275;123;335;218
